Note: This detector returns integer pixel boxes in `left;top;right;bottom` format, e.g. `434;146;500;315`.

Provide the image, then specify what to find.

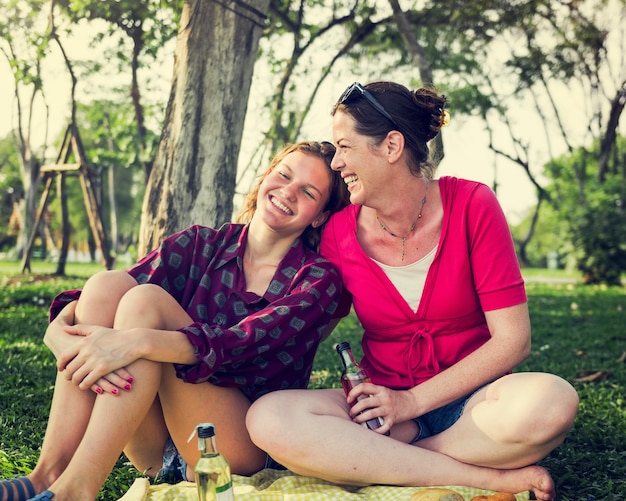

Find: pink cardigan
320;176;526;389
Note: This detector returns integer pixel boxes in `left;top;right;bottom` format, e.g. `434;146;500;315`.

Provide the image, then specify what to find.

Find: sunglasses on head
336;82;399;129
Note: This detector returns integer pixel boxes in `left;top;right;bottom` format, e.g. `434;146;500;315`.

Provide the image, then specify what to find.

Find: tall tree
138;0;270;256
0;0;50;259
475;0;625;278
55;0;180;182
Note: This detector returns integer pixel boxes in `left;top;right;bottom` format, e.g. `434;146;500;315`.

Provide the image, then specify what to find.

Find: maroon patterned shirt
49;224;342;401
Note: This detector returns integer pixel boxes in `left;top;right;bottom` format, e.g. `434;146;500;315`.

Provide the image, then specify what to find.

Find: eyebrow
280;163;325;197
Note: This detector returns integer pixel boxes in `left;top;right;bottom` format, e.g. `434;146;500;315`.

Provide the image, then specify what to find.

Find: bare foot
495;465;555;501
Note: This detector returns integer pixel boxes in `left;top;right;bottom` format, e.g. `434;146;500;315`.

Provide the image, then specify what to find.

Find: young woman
0;141;349;501
247;83;579;501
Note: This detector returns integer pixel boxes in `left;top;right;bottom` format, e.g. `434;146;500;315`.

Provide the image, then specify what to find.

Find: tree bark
388;0;444;165
138;0;269;256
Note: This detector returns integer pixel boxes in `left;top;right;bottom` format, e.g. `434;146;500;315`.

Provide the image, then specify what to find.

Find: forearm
407;336;528;418
44;300;80;358
128;327;198;366
408;303;531;418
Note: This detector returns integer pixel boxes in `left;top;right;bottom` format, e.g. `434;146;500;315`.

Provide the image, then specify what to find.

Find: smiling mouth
270;195;293;215
344;175;358;186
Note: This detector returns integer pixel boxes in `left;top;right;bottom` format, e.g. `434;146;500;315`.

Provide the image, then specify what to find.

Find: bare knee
82;270;136;296
116;284;191;329
76;270;137;324
534;375;578;440
247;392;289;452
495;373;579;445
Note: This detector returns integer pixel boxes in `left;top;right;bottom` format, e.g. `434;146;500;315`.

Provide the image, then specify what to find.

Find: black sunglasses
337;82;399;129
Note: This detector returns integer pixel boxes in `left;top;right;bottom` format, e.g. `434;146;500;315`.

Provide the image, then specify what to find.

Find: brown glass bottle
336;341;384;431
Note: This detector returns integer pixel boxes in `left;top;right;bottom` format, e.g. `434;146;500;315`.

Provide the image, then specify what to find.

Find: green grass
0;262;625;500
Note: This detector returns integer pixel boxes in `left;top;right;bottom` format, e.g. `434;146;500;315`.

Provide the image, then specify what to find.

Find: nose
280;182;297;201
330;151;343;171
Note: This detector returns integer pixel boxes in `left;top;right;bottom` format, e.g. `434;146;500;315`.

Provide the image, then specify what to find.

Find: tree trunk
55;172;69;276
108;165;118;256
388;0;444;165
138;0;269;256
16;151;41;260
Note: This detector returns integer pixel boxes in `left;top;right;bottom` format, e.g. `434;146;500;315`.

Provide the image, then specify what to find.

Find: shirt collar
216;224;309;271
216;224;310;299
214;224;248;270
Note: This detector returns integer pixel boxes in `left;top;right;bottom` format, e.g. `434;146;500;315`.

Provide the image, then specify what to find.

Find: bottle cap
196;423;216;439
336;341;351;353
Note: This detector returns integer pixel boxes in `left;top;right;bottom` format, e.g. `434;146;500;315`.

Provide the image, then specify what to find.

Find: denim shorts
410;388;480;443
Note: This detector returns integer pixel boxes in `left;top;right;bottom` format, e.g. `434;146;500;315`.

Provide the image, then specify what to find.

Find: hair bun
412;89;449;141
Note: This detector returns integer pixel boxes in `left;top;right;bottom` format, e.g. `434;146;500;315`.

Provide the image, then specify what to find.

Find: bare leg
247;384;574;501
122;365;266;479
417;372;579;468
109;283;265;477
25;271;138;493
122;396;170;478
18;274;162;499
40;358;162;500
158;364;267;477
109;284;265;481
23;277;265;500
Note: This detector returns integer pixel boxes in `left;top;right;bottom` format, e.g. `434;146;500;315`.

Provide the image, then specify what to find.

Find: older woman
247;83;579;501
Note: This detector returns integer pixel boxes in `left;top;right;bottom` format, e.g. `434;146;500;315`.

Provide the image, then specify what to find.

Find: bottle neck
199;435;219;456
339;347;357;369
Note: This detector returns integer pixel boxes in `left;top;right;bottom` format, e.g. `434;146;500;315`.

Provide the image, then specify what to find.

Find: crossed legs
247;372;578;501
8;270;264;501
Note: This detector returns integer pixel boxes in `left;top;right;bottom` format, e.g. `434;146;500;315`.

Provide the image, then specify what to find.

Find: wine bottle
336;341;384;430
194;423;235;501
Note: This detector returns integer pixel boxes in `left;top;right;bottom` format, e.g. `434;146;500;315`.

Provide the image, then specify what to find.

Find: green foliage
518;282;626;500
55;0;181;60
0;134;22;251
543;138;626;285
511;204;572;269
0;0;50;88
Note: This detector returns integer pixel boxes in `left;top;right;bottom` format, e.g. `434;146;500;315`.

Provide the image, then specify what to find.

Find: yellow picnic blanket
117;469;530;501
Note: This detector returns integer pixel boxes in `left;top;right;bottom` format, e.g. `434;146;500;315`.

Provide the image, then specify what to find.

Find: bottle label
216;481;234;500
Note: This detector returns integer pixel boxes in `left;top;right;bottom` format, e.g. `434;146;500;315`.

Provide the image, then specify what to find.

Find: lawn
0;261;624;500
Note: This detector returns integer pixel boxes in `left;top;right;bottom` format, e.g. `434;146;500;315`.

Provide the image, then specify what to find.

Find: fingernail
95;387;103;394
124;384;132;391
127;377;134;384
112;388;119;395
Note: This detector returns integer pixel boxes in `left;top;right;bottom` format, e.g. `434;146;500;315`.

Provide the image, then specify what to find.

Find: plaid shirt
49;224;342;401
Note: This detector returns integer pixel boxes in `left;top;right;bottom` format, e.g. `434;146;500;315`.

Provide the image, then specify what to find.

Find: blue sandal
0;477;36;501
28;491;54;501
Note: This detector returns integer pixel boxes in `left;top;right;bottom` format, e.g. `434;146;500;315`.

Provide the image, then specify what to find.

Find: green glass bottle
194;423;235;501
336;341;384;430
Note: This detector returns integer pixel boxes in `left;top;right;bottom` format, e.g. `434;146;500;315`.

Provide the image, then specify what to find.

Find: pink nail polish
127;377;134;384
124;384;132;391
112;388;119;395
95;387;103;394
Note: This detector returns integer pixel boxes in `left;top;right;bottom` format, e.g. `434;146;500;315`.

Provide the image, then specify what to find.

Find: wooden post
20;123;114;273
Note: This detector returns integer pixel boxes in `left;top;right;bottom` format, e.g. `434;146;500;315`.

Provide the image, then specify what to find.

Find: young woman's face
257;150;332;236
331;111;386;206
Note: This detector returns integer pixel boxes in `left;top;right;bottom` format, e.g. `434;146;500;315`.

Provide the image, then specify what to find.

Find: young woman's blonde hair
236;141;349;251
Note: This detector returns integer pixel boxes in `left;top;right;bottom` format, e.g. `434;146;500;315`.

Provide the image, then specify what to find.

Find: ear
385;130;405;163
311;210;330;229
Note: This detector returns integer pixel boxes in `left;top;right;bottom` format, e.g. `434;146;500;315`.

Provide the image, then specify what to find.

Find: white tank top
372;246;437;312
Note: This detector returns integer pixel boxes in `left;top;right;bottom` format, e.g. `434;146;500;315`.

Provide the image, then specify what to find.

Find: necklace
375;182;429;261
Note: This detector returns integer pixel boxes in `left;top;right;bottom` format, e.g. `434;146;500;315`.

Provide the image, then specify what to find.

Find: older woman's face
331;111;387;207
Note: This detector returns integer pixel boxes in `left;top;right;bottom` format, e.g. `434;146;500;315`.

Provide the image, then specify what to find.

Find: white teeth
344;175;358;185
270;196;293;215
